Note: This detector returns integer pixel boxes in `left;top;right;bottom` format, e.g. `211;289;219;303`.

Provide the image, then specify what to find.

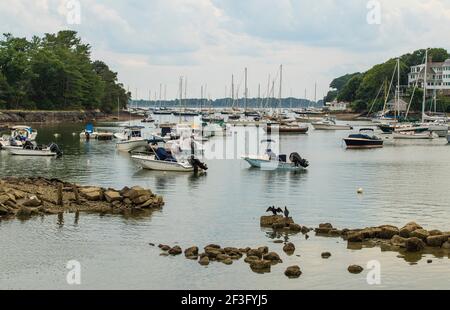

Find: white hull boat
131;154;194;172
116;139;148;152
392;131;437;140
8;143;62;157
312;117;353;130
242;156;307;171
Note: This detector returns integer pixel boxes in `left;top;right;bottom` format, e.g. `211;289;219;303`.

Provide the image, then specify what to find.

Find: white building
325;100;349;111
408;58;450;95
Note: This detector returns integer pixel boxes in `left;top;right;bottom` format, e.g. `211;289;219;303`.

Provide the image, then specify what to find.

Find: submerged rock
348;265;364;274
285;266;302;278
405;237;426;252
315;223;333;234
168;246;182;256
199;256;210;266
321;252;332;259
283;243;295;255
426;235;449;247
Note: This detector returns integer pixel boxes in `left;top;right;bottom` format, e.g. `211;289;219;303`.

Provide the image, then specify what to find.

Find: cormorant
266;206;283;215
284;207;290;218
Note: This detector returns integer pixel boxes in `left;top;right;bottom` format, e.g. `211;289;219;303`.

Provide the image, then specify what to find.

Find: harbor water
0;117;449;289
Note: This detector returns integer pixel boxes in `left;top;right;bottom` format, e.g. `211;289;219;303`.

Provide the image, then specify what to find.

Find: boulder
159;244;171;251
347;232;364;243
0;194;11;204
348;265;364;274
129;189;152;200
426;235;449;247
263;252;283;264
328;229;342;237
321;252;332;259
289;223;303;232
410;229;430;241
272;217;294;230
184;246;199;258
258;246;269;255
168;246;182;256
16;206;33;217
441;241;450;250
199;256;210;266
204;244;221;250
222;258;233;265
377;225;399;239
405;237;425;252
0;204;12;216
260;215;284;227
132;195;153;205
23;196;42;208
205;247;224;259
84;190;103;201
250;260;271;271
216;254;231;262
315;223;333;234
390;235;407;247
104;191;122;203
285;266;302;278
247;249;263;259
429;230;443;236
399;222;423;238
283;243;295;254
244;256;260;264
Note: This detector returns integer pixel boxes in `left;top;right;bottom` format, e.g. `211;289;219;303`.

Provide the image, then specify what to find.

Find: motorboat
0;126;38;148
132;146;207;172
392;131;437;140
80;123;99;139
242;140;309;171
7;141;63;157
295;114;324;123
141;116;156;123
344;128;384;149
312;117;353;130
265;122;309;134
115;126;148;152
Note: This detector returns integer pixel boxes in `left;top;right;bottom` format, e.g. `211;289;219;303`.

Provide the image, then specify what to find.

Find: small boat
265;122;309;134
344;128;384;149
312;117;353;130
8;141;63;157
115;126;148;152
80;123;114;140
392;131;437;140
141;116;155;123
1;126;38;148
132;147;208;172
242;139;309;171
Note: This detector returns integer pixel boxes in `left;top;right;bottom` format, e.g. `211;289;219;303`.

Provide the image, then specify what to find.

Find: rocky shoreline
154;215;450;279
0;177;164;220
0;110;141;124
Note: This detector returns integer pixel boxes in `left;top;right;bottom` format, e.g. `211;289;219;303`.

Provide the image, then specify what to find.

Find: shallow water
0;117;449;289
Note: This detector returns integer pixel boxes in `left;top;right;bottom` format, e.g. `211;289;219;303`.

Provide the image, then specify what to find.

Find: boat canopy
359;128;375;132
85;123;94;134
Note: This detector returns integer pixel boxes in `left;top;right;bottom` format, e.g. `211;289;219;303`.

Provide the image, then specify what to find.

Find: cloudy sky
1;0;450;100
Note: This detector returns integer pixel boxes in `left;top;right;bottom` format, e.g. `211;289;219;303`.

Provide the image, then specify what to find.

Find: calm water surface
0;117;449;289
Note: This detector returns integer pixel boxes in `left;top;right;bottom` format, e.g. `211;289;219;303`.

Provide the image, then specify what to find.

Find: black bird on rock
266;206;283;215
284;207;290;218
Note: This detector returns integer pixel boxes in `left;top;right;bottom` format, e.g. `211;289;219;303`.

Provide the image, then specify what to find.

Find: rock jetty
0;177;164;219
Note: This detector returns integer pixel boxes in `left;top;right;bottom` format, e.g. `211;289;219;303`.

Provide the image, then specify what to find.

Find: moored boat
8;141;63;157
344;128;384;149
115;126;148;152
312;117;353;130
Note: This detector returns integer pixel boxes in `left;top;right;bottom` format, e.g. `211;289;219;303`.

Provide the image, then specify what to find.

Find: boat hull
8;149;57;156
132;155;194;172
312;124;353;130
242;157;306;171
116;139;148;152
344;138;384;149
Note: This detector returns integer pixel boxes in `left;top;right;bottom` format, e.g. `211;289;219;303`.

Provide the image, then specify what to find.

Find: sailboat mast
422;49;428;123
244;67;248;112
397;58;400;119
278;65;283;112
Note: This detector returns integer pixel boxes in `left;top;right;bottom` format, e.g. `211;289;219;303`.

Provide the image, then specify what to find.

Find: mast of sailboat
231;74;235;110
179;77;183;123
422;49;428;123
278;64;283;114
396;57;400;120
244;67;248;112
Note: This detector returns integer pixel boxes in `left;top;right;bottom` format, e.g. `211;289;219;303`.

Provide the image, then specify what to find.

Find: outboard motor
49;143;63;157
188;156;208;173
289;152;309;168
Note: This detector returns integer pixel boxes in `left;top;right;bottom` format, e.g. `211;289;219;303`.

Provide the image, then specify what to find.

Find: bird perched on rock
266;206;283;215
284;207;290;218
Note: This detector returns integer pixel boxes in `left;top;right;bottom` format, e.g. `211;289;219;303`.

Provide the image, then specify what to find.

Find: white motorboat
0;126;38;148
312;117;353;130
8;142;63;157
242;139;309;171
392;131;437;140
115;126;148;152
131;154;194;172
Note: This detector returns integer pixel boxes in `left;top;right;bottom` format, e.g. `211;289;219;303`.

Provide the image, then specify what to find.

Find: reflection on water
0;119;449;289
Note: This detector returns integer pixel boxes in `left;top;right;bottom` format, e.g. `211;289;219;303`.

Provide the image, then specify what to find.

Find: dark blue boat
344;128;383;149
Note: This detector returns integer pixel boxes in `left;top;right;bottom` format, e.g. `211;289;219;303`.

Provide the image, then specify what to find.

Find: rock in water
184;246;199;258
199;256;210;266
321;252;332;259
283;243;295;254
410;229;430;241
23;196;42;207
260;215;284;227
168;246;182;256
426;235;450;247
263;252;283;264
250;260;271;272
285;266;302;278
405;237;425;252
348;265;364;274
441;241;450;250
104;191;122;203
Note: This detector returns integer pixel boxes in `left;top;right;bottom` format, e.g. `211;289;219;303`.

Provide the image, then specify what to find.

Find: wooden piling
57;183;63;206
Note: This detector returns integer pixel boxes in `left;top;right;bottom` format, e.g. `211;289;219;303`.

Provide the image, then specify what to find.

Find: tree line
0;31;130;113
324;48;450;113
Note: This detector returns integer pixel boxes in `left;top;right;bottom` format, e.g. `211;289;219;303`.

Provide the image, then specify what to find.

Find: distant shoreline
0;110;141;125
